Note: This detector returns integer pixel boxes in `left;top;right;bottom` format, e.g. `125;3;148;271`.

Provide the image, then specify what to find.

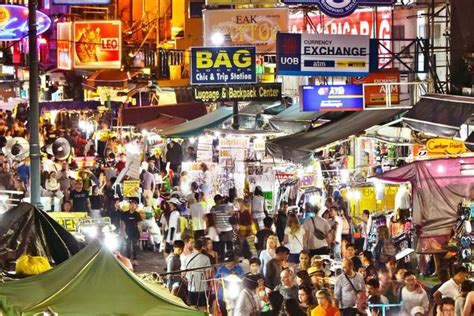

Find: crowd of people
0;110;472;316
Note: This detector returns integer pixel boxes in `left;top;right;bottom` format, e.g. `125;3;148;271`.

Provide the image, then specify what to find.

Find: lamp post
28;0;41;208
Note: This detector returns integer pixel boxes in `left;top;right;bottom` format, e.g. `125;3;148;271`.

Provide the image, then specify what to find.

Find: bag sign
301;84;364;112
191;47;256;85
281;0;396;18
277;33;370;76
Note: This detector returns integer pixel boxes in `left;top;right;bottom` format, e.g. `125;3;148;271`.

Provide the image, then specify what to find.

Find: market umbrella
84;70;138;88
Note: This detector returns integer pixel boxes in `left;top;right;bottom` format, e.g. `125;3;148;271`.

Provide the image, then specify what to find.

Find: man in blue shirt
215;253;245;316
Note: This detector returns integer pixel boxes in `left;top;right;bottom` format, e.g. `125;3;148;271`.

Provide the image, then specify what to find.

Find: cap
128;197;139;204
411;306;424;315
168;197;180;205
307;267;324;277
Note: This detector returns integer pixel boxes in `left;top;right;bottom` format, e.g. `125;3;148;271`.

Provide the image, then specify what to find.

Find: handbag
311;217;326;240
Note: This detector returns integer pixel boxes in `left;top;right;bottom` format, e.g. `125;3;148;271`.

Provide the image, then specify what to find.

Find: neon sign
0;5;51;41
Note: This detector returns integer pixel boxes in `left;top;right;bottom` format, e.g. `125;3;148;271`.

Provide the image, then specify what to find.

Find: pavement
134;249;167;274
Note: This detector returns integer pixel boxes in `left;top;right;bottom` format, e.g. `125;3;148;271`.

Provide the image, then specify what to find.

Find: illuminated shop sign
57;22;72;70
73;21;122;69
277;33;370;77
0;5;51;41
192;83;281;102
203;8;288;53
190;46;256;85
281;0;396;18
301;84;364;112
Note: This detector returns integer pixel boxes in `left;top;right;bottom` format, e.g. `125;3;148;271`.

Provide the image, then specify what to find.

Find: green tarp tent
0;241;207;316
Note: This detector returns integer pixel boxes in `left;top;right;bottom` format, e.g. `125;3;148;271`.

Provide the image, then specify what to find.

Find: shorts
219;231;233;242
165;242;173;254
188;291;207;307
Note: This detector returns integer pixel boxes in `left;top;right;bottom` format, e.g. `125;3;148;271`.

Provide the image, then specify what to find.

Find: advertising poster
203;8;289;53
351;70;400;107
288;8;392;68
73;21;122;69
301;84;364;112
190;47;256;85
192;83;281;102
277;33;370;76
57;22;72;70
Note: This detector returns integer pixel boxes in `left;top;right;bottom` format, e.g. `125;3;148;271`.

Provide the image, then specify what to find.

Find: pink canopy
377;157;474;236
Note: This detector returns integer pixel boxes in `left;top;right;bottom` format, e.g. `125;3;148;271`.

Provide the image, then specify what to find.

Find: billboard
281;0;395;18
203;8;288;53
301;84;364;112
0;5;51;41
277;33;370;76
73;21;122;69
190;47;256;85
57;22;72;70
192;83;281;102
351;69;400;107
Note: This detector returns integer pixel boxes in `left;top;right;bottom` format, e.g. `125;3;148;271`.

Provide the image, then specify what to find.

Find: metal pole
28;0;41;208
232;100;239;130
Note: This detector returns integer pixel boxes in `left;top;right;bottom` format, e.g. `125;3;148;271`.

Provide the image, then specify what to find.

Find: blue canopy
159;107;233;138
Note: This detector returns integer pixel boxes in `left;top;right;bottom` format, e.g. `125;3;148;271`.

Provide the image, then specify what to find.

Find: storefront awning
269;104;325;133
84;70;138;88
159;107;233;138
376;157;474;236
136;114;187;131
240;101;285;115
121;103;207;125
266;109;402;162
403;94;474;137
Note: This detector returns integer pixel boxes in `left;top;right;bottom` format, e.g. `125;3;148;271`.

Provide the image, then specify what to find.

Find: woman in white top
259;234;279;276
284;213;305;263
251;186;267;230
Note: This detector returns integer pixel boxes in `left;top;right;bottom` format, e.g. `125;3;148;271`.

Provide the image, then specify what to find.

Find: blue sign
0;5;51;41
191;46;256;85
281;0;396;17
277;33;370;77
301;84;364;112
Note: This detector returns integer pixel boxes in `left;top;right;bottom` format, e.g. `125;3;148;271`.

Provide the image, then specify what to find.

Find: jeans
126;238;139;260
333;242;342;261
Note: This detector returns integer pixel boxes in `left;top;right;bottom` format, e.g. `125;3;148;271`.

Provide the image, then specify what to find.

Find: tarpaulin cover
268;104;324;133
159;107;233;138
136;114;187;131
376;157;474;236
0;203;80;269
266;109;402;163
239;101;285;115
121;102;207;125
403;94;474;137
0;241;206;316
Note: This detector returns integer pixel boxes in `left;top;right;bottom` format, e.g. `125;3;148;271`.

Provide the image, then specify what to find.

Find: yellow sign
426;138;467;156
48;212;88;231
123;180;141;197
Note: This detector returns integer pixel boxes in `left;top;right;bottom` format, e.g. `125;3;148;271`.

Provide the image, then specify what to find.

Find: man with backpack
303;208;332;256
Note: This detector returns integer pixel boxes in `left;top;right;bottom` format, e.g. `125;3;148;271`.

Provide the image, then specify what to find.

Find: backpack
380;239;397;262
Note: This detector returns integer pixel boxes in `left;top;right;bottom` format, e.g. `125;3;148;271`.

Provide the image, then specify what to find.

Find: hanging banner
190;46;256;85
203;8;289;53
277;33;370;76
281;0;395;18
0;5;51;41
351;69;400;107
301;84;364;112
57;22;73;70
192;83;281;102
123;180;141;197
73;20;122;69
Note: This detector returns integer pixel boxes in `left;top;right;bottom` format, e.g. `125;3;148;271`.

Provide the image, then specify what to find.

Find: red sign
73;21;122;69
289;8;392;67
351;69;400;107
